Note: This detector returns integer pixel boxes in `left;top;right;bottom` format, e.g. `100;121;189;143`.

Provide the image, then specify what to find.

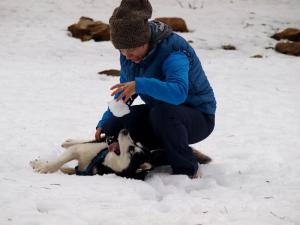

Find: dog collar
75;148;109;176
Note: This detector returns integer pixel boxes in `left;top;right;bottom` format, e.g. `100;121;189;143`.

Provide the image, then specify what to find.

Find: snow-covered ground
1;0;300;224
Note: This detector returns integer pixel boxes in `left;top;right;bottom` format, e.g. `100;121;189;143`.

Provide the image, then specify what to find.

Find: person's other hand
95;128;102;141
110;81;136;103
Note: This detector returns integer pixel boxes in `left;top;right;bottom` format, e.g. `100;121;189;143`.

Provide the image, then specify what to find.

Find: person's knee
149;103;179;131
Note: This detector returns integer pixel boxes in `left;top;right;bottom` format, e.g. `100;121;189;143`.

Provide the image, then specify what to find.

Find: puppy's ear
136;142;143;148
136;142;149;152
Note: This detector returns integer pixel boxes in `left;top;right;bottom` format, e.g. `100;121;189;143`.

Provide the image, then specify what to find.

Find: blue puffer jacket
97;21;216;129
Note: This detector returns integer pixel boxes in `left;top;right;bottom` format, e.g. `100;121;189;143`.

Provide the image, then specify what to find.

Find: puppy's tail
60;167;76;175
191;148;212;164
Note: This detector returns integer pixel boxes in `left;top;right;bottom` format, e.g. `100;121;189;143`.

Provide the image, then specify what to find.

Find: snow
1;0;300;224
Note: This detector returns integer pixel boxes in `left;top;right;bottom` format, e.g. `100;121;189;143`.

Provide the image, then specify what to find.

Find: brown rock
271;28;300;42
250;54;263;58
68;17;110;42
222;45;236;50
275;42;300;56
98;69;120;76
155;17;188;32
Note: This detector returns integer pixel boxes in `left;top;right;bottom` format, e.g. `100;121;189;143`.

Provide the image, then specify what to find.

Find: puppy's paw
30;159;56;173
61;139;86;148
30;159;41;169
61;139;76;148
136;163;152;173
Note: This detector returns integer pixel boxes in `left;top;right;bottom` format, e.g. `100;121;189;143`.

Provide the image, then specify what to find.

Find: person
95;0;216;178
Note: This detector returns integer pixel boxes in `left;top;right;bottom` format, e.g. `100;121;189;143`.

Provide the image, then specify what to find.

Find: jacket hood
149;20;172;47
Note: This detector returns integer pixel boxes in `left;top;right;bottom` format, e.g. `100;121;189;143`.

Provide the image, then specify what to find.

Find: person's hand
110;81;136;103
95;128;102;141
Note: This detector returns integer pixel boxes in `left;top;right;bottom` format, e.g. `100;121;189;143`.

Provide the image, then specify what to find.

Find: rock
222;45;236;50
271;28;300;42
275;42;300;56
155;17;188;32
68;17;110;42
98;69;120;76
250;54;263;58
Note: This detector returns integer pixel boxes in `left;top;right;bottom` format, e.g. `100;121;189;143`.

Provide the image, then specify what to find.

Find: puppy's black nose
121;129;129;135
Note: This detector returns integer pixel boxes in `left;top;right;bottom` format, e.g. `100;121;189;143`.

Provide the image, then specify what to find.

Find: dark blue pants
102;103;215;176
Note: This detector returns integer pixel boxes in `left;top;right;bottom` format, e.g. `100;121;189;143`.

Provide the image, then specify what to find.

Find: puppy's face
118;129;143;156
103;129;151;179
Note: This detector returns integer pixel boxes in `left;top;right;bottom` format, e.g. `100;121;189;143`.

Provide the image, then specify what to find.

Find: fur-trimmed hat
109;0;152;49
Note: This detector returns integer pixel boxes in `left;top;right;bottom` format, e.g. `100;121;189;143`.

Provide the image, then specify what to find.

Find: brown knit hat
109;0;152;49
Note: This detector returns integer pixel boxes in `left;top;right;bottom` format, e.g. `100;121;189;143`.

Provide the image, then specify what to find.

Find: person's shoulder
162;32;189;48
163;51;189;71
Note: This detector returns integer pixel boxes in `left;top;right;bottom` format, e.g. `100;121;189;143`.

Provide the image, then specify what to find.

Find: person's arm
95;71;126;140
135;51;189;105
96;70;127;129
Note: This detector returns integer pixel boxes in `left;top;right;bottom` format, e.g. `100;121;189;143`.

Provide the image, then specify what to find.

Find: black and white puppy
30;129;211;179
30;129;151;179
